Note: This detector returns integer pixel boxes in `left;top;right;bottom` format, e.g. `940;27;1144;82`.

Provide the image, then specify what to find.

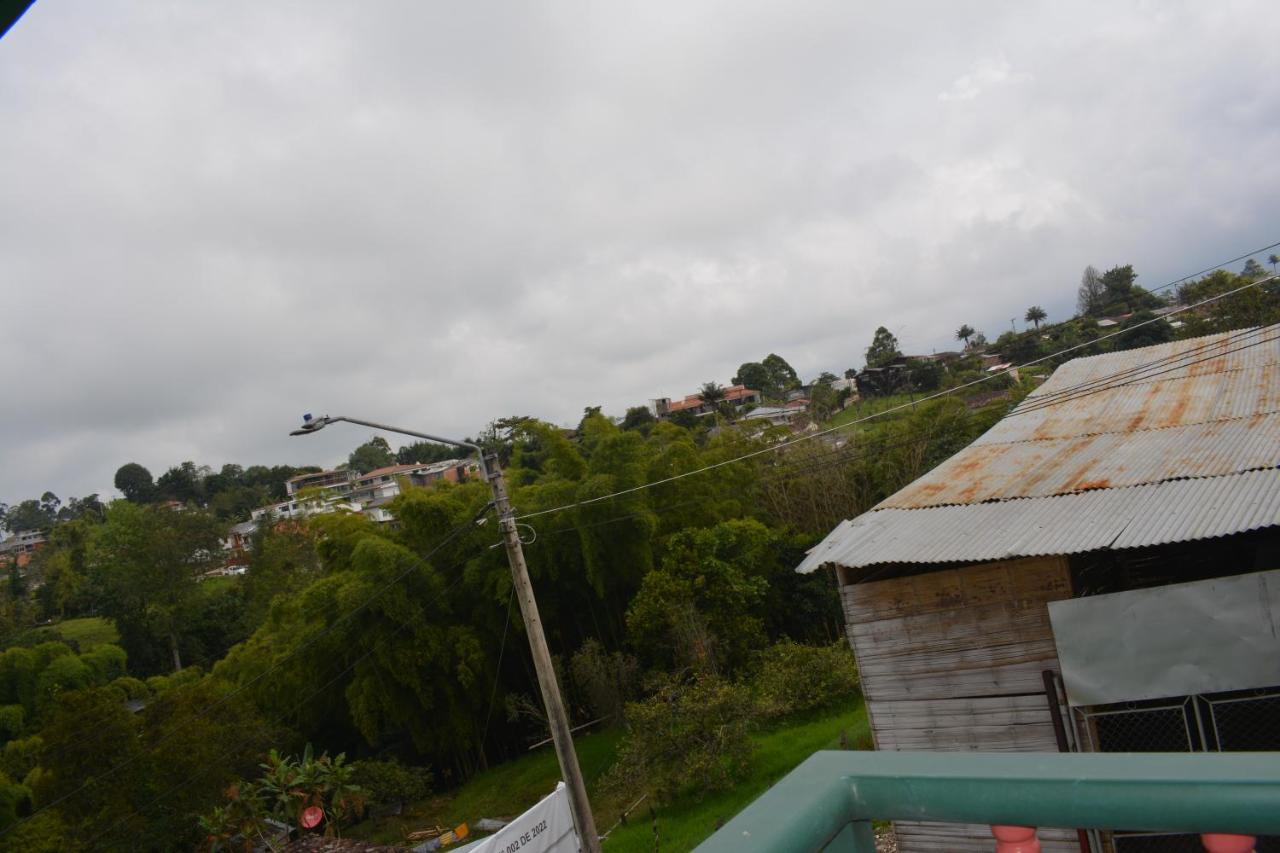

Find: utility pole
288;415;600;852
481;450;601;852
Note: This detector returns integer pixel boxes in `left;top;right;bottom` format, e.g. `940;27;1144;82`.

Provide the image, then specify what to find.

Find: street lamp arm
297;415;481;455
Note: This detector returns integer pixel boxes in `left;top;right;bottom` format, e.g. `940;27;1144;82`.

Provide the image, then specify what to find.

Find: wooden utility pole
289;416;601;851
483;452;602;853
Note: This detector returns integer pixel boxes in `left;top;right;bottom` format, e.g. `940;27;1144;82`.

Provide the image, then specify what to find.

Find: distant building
253;459;477;527
0;530;47;570
651;385;762;418
827;377;858;394
285;468;359;498
222;520;257;555
740;406;800;427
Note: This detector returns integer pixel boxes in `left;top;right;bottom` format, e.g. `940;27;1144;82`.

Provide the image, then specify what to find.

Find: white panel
1049;569;1280;706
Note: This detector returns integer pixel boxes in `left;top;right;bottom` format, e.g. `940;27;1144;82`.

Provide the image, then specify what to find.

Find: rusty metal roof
799;324;1280;572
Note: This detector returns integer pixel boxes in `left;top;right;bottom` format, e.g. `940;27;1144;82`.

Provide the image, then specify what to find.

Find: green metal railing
692;751;1280;852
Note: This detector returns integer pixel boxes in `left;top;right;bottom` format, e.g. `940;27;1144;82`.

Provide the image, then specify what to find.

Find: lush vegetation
0;257;1272;850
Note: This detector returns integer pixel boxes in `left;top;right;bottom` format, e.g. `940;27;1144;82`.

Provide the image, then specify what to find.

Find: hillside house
649;384;761;418
799;324;1280;853
285;468;359;498
0;529;47;571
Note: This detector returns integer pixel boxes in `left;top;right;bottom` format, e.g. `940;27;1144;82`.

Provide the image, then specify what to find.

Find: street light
289;413;601;853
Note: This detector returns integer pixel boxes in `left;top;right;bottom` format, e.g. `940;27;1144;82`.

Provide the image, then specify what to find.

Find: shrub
108;676;150;701
34;654;92;714
80;644;128;684
0;706;23;744
603;673;753;803
145;665;203;696
350;759;433;807
569;639;638;723
200;744;366;844
0;771;28;831
751;641;860;720
1;736;41;782
0;808;70;852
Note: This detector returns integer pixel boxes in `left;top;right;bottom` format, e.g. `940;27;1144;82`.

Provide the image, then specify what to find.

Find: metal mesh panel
1075;698;1196;753
1208;690;1280;751
1073;686;1280;853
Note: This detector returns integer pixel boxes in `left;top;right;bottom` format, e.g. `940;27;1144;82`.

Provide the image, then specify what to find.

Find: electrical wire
1011;324;1273;413
524;322;1280;540
12;250;1280;841
514;274;1276;523
479;584;517;752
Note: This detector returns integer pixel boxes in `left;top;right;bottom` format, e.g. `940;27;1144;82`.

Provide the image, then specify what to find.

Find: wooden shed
799;325;1280;853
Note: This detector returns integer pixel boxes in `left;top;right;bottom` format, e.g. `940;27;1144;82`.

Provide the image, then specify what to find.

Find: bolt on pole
482;451;602;853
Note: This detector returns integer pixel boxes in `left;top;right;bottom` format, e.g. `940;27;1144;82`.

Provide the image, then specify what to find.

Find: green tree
1117;310;1174;350
90;503;227;673
761;353;800;394
1024;305;1047;330
1269;253;1278;273
864;326;901;368
2;499;54;533
698;381;728;421
28;687;143;837
156;461;207;504
955;324;974;347
1077;264;1104;316
626;519;777;675
603;673;753;803
808;381;838;422
241;522;322;631
395;441;461;466
1242;258;1266;279
731;361;770;395
620;405;656;432
347;437;395;474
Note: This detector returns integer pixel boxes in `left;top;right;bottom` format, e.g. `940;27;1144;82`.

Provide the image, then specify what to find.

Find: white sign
457;782;579;853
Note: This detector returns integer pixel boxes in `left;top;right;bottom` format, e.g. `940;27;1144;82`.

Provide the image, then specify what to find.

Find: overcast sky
3;1;1279;505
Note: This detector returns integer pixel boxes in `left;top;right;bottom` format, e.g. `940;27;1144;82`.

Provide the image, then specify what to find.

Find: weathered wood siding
841;557;1077;853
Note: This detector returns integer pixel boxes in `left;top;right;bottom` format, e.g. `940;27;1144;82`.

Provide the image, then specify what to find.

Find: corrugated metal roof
798;469;1280;572
884;412;1280;507
800;324;1280;572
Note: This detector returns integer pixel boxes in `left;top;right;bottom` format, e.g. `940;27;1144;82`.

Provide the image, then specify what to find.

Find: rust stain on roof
872;325;1280;511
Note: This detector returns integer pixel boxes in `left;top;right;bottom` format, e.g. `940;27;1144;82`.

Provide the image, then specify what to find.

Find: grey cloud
3;0;1280;504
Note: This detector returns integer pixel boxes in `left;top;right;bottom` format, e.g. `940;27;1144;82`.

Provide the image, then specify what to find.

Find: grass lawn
348;728;624;846
602;703;868;852
36;615;118;649
822;393;919;430
347;699;868;853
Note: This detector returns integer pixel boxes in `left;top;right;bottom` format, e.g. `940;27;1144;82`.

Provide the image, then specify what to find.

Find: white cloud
938;57;1021;102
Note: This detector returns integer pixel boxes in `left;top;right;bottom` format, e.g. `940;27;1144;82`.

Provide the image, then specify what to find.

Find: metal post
482;451;602;853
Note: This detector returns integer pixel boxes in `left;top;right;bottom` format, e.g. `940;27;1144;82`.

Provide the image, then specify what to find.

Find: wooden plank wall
841;557;1078;853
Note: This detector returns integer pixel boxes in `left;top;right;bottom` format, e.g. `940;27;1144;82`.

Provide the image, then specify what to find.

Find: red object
300;806;324;829
992;825;1041;853
1201;834;1256;853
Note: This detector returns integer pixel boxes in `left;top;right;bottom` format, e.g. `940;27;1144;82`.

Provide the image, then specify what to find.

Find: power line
524;324;1280;541
1012;324;1275;415
1144;240;1280;294
479;584;517;751
515;274;1276;522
